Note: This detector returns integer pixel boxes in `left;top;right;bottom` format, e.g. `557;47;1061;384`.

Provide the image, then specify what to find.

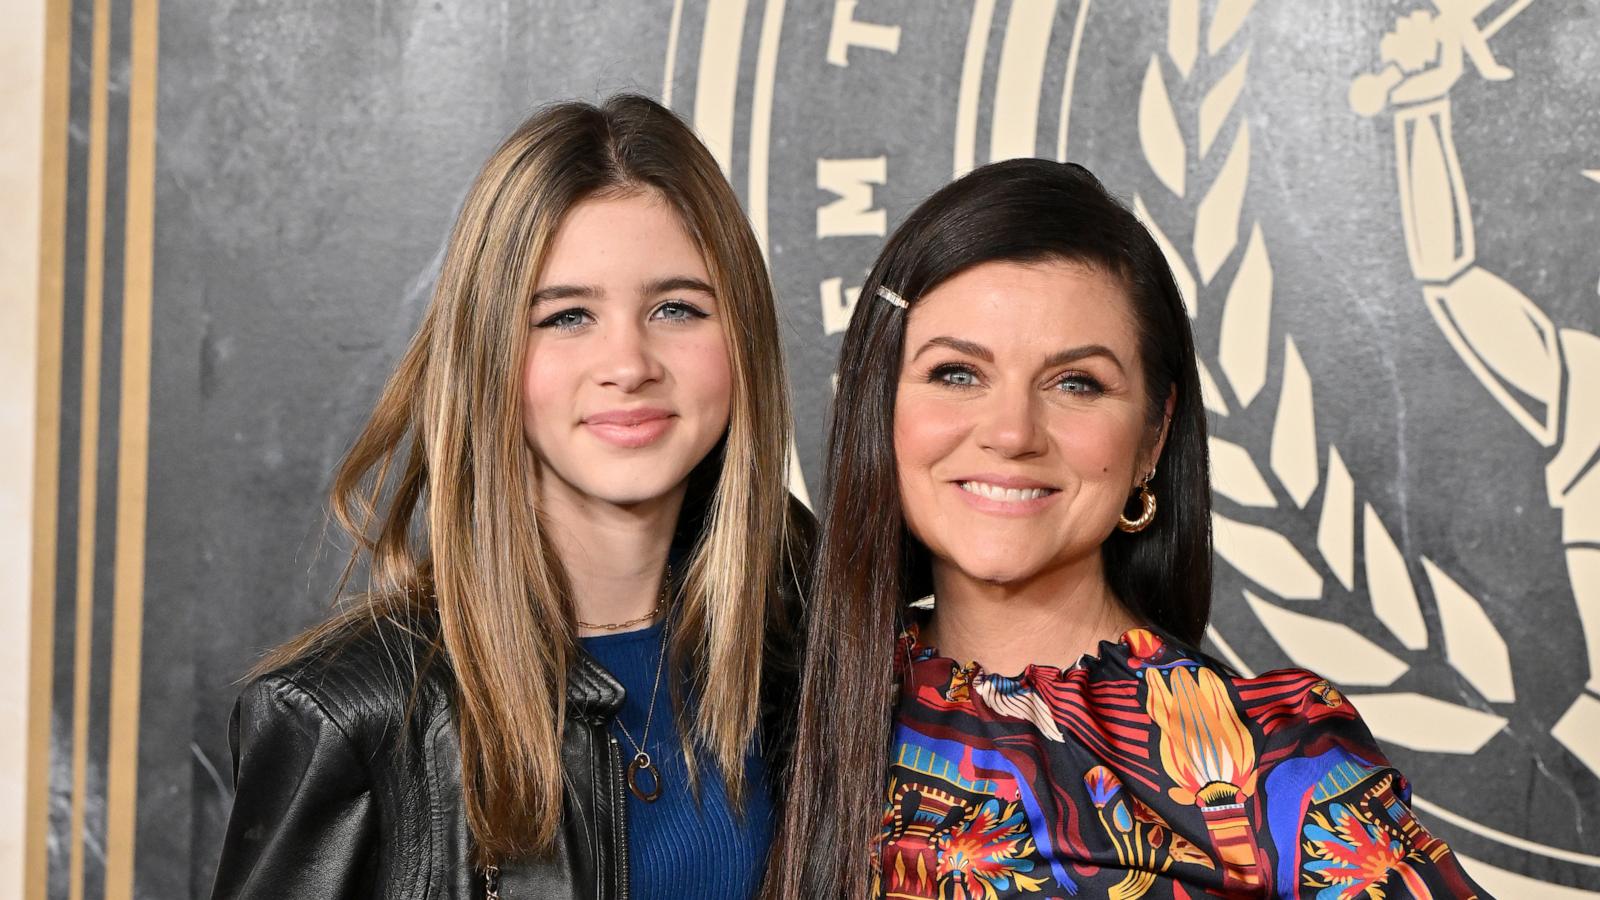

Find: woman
211;95;811;899
771;159;1485;898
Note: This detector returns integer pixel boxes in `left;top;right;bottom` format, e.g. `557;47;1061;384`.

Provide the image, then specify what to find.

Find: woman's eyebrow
1043;344;1125;373
643;276;716;297
912;336;993;362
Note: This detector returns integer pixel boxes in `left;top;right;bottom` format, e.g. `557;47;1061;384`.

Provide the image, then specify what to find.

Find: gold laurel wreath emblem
1127;4;1600;890
1132;0;1514;753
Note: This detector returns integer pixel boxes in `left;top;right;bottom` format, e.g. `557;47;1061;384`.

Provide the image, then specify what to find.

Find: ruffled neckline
900;620;1179;686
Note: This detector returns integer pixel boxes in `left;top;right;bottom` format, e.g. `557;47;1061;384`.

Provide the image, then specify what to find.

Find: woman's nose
974;384;1046;458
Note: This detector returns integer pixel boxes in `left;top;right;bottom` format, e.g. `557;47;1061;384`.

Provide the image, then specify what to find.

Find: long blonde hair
264;94;795;864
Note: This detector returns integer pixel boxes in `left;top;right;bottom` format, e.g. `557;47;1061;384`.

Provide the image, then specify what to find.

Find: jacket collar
566;647;626;721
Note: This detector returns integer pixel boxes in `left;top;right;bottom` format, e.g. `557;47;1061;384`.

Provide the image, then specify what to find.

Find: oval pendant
626;752;663;802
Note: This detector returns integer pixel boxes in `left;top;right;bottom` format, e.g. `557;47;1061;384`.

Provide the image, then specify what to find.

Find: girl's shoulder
241;608;453;756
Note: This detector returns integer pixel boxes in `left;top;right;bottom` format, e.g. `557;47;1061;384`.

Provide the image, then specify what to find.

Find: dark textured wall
28;0;1600;896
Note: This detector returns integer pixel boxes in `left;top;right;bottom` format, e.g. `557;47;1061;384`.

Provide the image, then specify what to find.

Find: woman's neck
922;553;1139;676
537;484;685;636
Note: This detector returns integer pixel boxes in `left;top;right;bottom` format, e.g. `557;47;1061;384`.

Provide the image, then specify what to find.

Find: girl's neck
922;553;1139;676
537;483;685;636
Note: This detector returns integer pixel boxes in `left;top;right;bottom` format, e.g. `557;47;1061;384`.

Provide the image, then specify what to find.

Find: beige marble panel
0;0;46;897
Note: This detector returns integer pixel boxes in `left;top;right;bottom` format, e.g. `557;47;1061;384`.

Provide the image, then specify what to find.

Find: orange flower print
1145;664;1263;892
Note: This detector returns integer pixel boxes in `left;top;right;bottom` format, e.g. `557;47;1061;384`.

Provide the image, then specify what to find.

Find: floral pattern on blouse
874;626;1489;899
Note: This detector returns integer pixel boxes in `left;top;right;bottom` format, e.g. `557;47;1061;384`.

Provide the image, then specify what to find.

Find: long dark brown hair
768;159;1212;898
260;94;798;865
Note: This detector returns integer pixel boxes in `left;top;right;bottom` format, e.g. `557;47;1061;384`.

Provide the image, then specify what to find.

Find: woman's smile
951;475;1061;515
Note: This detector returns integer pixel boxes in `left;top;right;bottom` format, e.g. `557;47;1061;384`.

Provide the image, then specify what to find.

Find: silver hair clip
876;286;909;309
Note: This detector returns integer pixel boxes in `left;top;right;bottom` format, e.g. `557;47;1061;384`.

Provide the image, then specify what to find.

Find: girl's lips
585;413;672;448
583;407;672;426
583;409;675;448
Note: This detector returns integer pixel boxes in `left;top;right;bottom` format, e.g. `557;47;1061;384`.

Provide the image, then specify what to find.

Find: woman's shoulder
1105;629;1379;748
1104;634;1489;897
240;608;453;754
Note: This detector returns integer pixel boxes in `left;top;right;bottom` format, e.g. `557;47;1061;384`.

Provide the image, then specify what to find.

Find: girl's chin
577;481;688;508
540;466;696;510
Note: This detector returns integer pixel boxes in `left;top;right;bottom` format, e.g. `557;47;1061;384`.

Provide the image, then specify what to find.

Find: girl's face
522;191;732;512
893;259;1167;587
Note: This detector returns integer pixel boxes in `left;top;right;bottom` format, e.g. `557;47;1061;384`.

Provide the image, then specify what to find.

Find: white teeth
958;481;1051;502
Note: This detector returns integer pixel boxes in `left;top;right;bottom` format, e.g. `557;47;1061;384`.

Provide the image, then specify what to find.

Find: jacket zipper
608;731;631;900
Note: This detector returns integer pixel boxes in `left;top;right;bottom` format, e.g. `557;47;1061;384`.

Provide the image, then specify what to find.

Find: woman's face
522;191;732;511
893;259;1167;587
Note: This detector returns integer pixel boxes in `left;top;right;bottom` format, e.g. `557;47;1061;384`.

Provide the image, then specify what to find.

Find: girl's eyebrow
531;276;715;306
530;283;599;304
643;276;716;297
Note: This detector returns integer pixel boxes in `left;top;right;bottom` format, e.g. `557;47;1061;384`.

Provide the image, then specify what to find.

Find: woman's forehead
904;260;1141;356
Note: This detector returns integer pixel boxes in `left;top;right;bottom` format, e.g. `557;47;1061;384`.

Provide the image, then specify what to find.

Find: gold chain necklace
576;601;664;632
576;565;671;631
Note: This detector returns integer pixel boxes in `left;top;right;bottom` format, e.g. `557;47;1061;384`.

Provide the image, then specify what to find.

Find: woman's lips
951;477;1060;515
582;408;675;448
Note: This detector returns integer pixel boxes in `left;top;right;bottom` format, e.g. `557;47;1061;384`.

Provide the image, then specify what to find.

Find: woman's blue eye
1056;373;1103;394
931;364;980;387
536;308;592;331
652;300;707;322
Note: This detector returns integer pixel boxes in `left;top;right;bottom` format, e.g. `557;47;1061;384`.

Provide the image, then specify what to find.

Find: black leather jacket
210;510;810;900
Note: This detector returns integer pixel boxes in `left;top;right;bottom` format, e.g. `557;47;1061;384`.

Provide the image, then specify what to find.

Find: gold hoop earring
1117;479;1157;533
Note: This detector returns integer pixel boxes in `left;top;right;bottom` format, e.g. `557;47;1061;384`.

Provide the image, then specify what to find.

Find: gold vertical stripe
1054;0;1092;162
26;0;76;896
953;0;998;177
69;0;111;897
988;0;1056;164
661;0;684;108
692;0;748;173
103;0;159;891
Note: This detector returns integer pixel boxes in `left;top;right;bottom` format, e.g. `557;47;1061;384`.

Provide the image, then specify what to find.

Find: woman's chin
932;539;1105;593
940;550;1050;588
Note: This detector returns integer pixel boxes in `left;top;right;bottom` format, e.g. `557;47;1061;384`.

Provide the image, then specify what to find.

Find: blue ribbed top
581;622;773;900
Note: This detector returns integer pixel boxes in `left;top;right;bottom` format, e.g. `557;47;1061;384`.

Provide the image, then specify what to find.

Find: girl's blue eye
653;300;708;322
536;308;592;331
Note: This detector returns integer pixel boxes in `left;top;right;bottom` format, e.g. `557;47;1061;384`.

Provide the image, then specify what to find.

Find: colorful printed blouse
875;625;1489;899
